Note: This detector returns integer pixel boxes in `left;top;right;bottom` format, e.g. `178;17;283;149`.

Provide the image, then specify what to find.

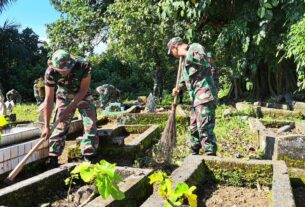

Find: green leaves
258;0;276;20
271;0;279;7
66;160;125;201
286;14;305;91
149;171;198;207
0;115;8;127
149;171;168;184
258;7;266;18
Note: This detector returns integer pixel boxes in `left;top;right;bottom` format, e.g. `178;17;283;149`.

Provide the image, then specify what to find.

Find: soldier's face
58;70;71;77
171;47;179;58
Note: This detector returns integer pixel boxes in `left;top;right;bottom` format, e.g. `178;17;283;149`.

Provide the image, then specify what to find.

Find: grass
12;104;40;122
12;102;260;163
171;104;261;165
215;104;260;159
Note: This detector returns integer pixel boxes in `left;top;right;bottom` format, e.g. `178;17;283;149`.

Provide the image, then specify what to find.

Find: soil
38;184;97;207
99;119;118;129
198;183;271;207
38;170;132;207
124;133;142;145
293;186;305;207
59;140;77;164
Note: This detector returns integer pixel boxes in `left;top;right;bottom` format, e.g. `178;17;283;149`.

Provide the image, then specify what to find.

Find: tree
158;0;305;99
47;0;305;100
0;0;16;13
286;1;305;91
0;21;49;100
47;0;113;54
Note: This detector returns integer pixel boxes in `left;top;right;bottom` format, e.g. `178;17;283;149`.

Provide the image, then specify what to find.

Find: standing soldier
37;76;45;101
152;64;164;104
33;79;43;105
168;37;218;155
42;49;98;167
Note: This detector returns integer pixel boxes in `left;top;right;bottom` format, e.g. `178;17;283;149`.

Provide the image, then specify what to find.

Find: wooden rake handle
5;119;59;182
173;56;184;106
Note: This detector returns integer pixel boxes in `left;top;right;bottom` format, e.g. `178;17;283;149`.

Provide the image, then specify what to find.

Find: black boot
48;156;59;169
190;147;200;155
84;155;96;164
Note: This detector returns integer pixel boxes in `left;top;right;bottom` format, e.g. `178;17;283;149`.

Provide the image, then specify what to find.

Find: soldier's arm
65;74;91;113
44;86;54;128
186;44;208;71
178;78;186;92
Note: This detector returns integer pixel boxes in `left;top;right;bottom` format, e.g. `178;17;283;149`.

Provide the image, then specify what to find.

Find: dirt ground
98;119;118;129
124;133;142;145
293;186;305;207
38;184;96;207
198;183;271;207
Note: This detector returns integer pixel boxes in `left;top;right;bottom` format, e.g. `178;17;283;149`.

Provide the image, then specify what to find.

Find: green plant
65;160;125;202
0;115;8;141
149;171;197;207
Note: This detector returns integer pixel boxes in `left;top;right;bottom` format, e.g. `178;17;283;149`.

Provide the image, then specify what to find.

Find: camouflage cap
167;37;183;55
51;49;75;71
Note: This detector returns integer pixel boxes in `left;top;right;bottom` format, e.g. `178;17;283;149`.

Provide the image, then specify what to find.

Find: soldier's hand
41;126;51;140
172;88;180;96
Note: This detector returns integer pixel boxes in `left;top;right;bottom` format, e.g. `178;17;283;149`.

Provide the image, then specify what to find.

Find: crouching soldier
42;49;98;168
96;84;121;109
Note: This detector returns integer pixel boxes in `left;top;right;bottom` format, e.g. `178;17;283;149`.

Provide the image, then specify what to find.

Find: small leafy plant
149;171;197;207
65;160;125;201
0;115;8;141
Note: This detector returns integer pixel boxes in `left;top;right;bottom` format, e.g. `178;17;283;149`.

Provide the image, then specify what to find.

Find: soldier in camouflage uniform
33;79;43;105
96;84;121;109
42;49;98;167
168;37;218;155
6;89;21;104
152;64;164;103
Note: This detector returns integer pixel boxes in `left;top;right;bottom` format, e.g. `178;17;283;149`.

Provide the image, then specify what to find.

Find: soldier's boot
203;142;217;156
84;155;96;164
204;151;216;156
48;156;59;169
190;146;200;155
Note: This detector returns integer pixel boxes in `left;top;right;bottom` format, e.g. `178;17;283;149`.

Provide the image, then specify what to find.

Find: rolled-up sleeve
44;68;56;87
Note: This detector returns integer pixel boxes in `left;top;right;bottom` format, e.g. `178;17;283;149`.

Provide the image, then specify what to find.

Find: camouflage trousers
153;83;163;100
49;98;98;157
189;102;217;154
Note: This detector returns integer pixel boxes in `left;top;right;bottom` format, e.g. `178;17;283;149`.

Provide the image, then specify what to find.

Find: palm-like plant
0;0;16;14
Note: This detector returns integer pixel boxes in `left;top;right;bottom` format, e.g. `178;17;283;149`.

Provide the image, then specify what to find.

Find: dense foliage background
1;0;305;102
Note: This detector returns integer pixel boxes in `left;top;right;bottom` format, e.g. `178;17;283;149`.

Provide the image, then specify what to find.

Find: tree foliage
286;0;305;90
0;21;48;100
0;0;16;14
47;0;113;54
45;0;305;100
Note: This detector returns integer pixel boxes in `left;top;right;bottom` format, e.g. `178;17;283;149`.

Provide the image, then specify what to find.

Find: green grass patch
215;104;260;159
12;104;40;122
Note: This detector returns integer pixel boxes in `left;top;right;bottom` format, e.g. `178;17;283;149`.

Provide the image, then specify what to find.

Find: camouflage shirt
178;43;217;106
45;58;93;101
